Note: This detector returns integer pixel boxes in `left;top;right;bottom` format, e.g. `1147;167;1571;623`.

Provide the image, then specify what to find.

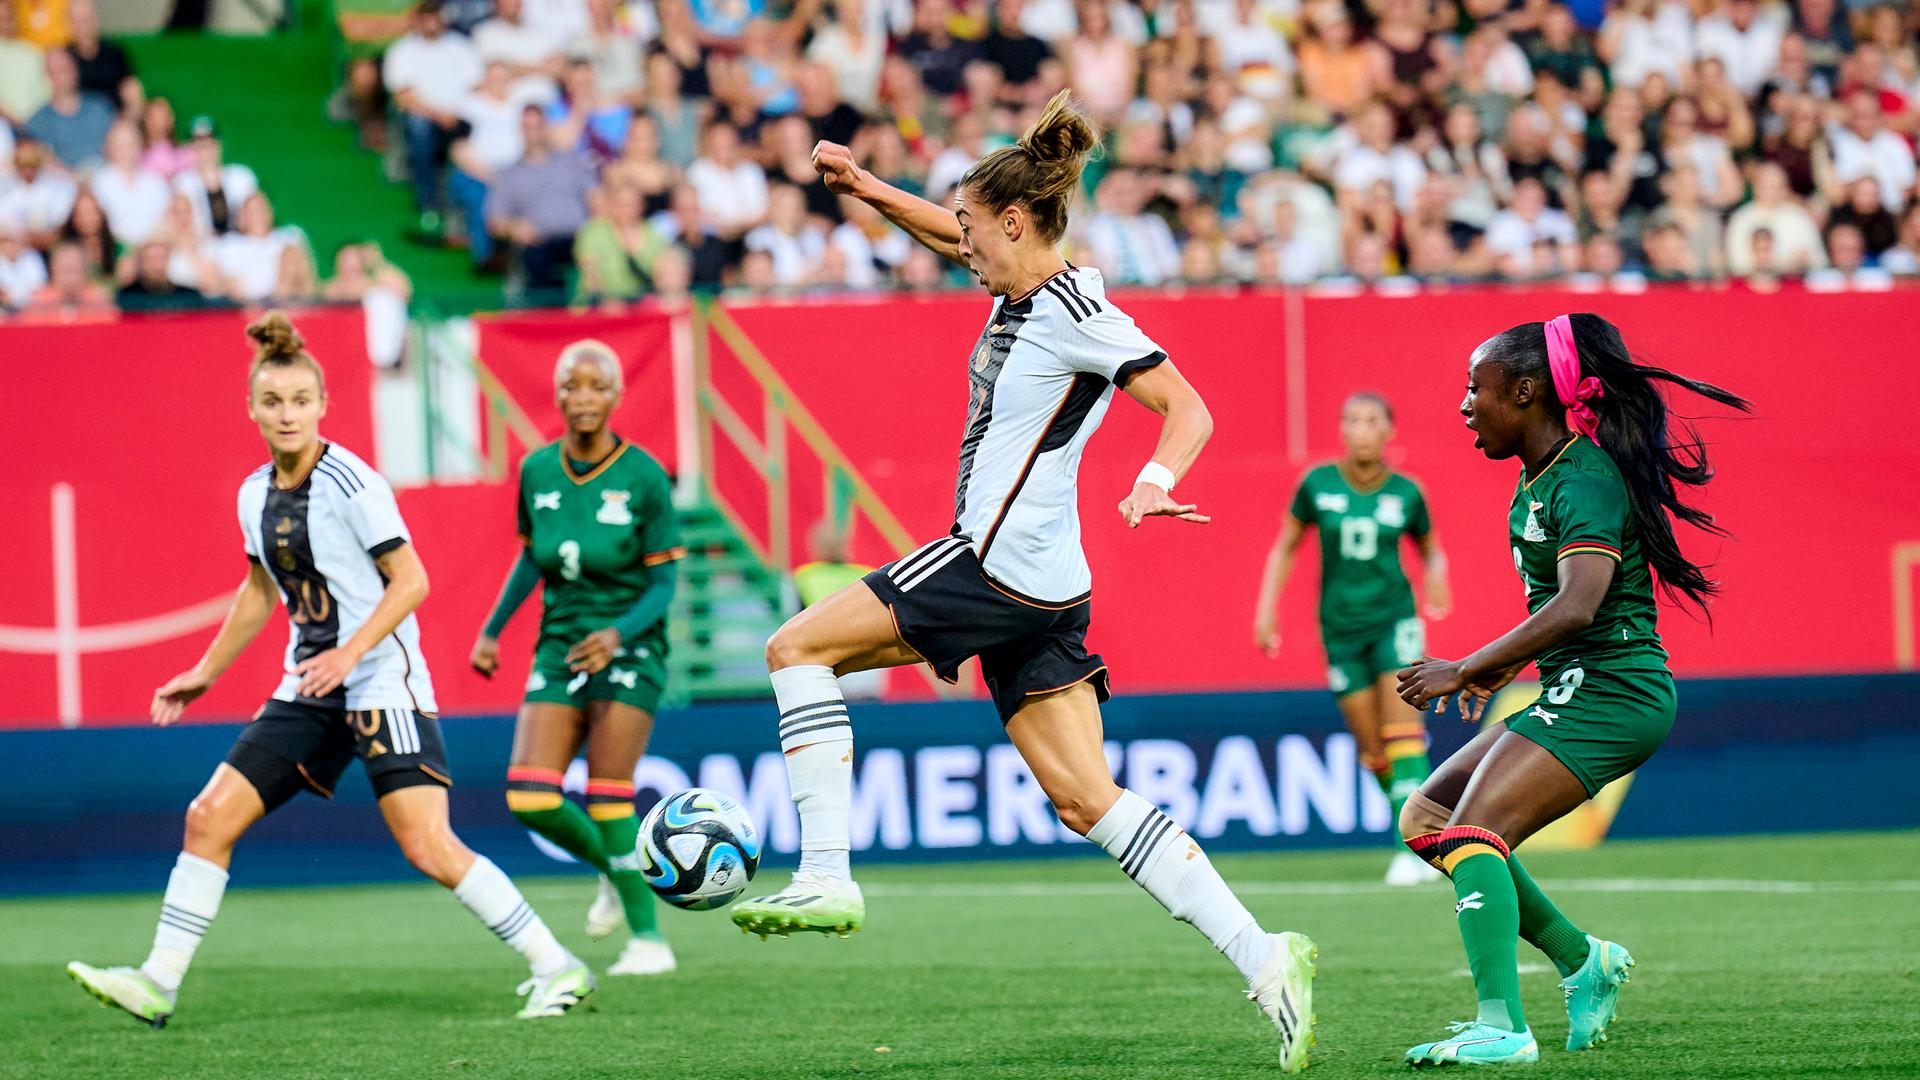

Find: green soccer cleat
1561;935;1635;1051
67;962;174;1029
1247;931;1318;1073
1406;1022;1540;1066
515;956;595;1019
730;878;865;939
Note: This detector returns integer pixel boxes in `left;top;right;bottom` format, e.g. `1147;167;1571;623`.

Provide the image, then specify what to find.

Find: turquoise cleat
1560;935;1635;1051
1406;1022;1540;1066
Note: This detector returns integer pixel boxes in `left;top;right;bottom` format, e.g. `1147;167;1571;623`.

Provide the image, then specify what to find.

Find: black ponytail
1481;313;1751;614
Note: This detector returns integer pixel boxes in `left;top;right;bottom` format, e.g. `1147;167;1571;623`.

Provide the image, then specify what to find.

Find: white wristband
1135;461;1177;492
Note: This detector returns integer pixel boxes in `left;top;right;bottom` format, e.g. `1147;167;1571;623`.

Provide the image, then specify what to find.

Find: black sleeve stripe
367;536;407;558
1044;281;1093;321
1113;351;1168;388
1061;274;1101;315
315;459;364;495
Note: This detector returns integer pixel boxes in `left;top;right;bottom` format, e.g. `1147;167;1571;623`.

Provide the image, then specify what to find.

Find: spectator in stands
650;182;730;286
485;105;596;293
762;114;837;223
1080;168;1182;285
208;192;303;302
1827;176;1899;257
1523;3;1603;106
173;116;257;236
137;97;192;178
25;240;113;315
323;241;415;304
13;0;67;50
525;0;593;47
1659;97;1741;208
1297;4;1374;120
1367;0;1454;136
1585;90;1664;214
1484;175;1578;278
981;0;1054;100
1827;89;1916;213
1639;219;1697;280
0;225;47;308
1214;0;1294;105
450;60;547;266
116;238;210;312
574;0;648;104
652;0;713;98
25;47;114;170
1690;56;1755;148
89;119;170;245
1809;221;1883;287
827;194;909;289
1649;164;1724;278
1763;92;1836;202
1693;0;1783;98
603;113;680;214
689;0;766;43
807;0;885;113
1725;162;1825;276
574;181;671;303
59;186;113;275
1427;101;1513;238
1577;232;1638;285
744;182;827;286
272;242;320;305
157;191;224;290
643;51;704;169
3;141;78;247
898;0;978;98
1794;0;1851;93
1329;101;1428;212
1573;168;1643;266
0;3;51;128
474;0;565;90
64;0;131;103
1878;206;1920;276
1598;0;1693;91
548;57;632;163
735;16;803;119
686;120;768;238
383;0;483;234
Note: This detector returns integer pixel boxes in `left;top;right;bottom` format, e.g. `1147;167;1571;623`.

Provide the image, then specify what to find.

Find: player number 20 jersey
950;266;1166;604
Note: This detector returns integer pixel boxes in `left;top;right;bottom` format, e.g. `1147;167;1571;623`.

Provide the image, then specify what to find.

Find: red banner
471;309;677;467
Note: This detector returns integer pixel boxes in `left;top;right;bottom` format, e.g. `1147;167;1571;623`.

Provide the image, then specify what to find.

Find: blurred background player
730;91;1319;1072
1252;392;1451;885
791;518;883;702
67;312;590;1027
1396;313;1749;1065
471;339;683;977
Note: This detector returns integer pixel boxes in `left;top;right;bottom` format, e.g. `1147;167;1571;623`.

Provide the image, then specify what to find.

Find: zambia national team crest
596;490;634;525
1376;494;1406;527
1522;501;1547;543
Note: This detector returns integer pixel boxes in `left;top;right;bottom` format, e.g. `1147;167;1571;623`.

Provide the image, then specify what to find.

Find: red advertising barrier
4;288;1918;728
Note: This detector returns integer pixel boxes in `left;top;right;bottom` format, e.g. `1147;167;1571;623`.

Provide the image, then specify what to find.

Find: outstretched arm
812;140;966;266
1116;360;1214;528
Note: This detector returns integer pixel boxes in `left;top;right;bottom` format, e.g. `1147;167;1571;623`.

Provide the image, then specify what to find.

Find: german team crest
596;490;633;525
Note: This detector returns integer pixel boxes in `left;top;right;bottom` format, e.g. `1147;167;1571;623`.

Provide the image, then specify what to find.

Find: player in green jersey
1253;392;1452;886
1394;314;1747;1066
470;340;686;978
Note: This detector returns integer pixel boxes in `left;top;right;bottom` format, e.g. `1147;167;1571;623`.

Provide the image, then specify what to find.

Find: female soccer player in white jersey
729;92;1319;1072
66;313;593;1028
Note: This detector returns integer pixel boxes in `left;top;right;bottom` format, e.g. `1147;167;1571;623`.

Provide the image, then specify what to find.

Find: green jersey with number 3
1509;434;1665;672
518;440;683;656
1288;464;1431;642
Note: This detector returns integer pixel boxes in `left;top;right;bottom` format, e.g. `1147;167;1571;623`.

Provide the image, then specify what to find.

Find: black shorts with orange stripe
227;699;451;811
864;536;1110;723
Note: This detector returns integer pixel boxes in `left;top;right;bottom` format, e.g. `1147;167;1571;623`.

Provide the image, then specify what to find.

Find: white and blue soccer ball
639;788;762;910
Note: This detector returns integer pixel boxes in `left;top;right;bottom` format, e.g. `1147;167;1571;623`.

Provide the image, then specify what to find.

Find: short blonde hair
554;339;622;393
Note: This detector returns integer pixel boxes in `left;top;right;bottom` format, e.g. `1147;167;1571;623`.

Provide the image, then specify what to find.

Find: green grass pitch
7;831;1917;1079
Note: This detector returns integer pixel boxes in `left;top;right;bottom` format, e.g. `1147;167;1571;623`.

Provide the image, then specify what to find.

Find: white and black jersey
951;265;1166;604
237;443;438;714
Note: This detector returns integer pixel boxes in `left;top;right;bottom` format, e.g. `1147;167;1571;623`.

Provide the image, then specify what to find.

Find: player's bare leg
732;579;917;939
68;764;263;1027
380;785;591;1018
583;700;673;973
1009;683;1318;1073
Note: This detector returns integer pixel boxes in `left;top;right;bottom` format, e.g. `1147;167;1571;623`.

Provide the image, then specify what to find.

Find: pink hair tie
1544;314;1603;445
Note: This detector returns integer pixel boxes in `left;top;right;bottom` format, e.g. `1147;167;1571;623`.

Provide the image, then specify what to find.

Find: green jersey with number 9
518;440;683;658
1288;464;1431;642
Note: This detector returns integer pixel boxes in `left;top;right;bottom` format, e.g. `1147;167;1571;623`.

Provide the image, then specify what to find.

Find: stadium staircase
664;496;788;702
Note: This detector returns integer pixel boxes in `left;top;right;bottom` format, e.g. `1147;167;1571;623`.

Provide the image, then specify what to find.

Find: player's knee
183;791;245;850
764;624;824;671
396;824;464;885
1398;789;1451;845
1050;782;1122;837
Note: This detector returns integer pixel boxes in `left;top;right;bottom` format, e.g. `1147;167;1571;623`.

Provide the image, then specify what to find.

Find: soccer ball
638;788;762;910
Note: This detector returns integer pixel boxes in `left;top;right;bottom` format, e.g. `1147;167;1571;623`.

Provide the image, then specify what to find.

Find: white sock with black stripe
453;856;569;977
772;664;853;884
1087;789;1276;988
141;852;228;995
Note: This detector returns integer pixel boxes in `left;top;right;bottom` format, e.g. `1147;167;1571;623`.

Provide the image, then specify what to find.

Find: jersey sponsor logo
1456;890;1486;913
1376;494;1405;527
595;490;633;526
532;491;561;511
1314;493;1350;513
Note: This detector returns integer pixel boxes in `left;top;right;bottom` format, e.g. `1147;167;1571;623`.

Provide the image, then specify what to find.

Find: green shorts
1323;617;1425;697
1503;662;1676;796
523;637;666;714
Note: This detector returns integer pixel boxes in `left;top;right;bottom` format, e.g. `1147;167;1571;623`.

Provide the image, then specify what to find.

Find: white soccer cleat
607;935;677;976
515;956;595;1019
67;962;175;1029
1386;849;1444;886
586;875;623;939
730;875;866;939
1248;931;1318;1073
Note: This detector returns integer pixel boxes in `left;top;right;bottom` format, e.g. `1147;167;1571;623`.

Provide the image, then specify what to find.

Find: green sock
511;799;610;874
595;812;659;937
1510;856;1590;977
1450;848;1527;1032
1386;748;1431;835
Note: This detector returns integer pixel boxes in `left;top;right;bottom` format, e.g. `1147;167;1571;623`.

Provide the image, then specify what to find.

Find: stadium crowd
5;0;1920;315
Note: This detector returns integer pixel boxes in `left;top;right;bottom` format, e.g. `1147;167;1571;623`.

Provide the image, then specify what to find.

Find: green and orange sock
587;778;659;938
